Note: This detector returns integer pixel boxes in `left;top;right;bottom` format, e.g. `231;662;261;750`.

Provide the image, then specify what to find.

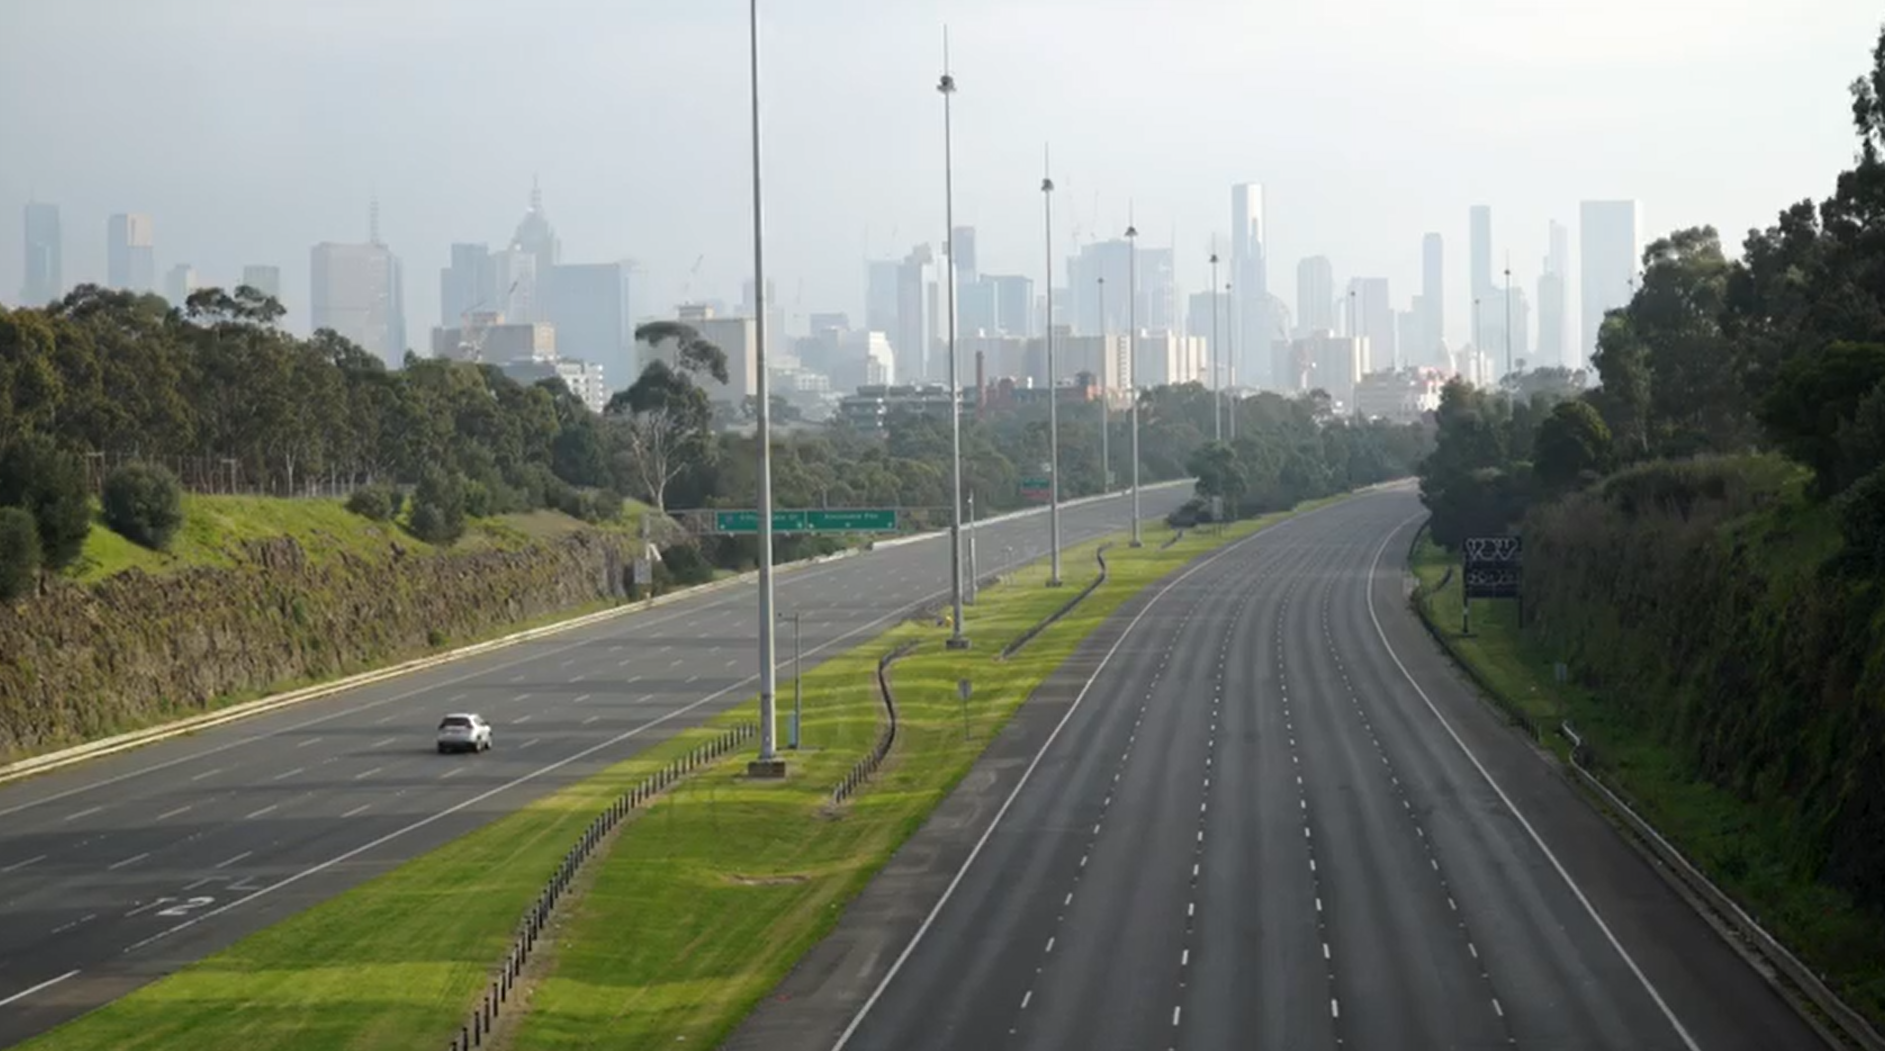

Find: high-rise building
865;260;900;334
311;239;406;366
106;213;156;293
511;178;560;277
1067;240;1175;336
1480;281;1532;378
951;226;977;285
240;264;282;300
1187;288;1221;369
1397;309;1423;372
988;274;1035;336
1579;201;1641;370
1537;220;1570;368
741;276;786;362
21;202;62;305
1469;205;1493;301
960;277;998;335
1296;256;1334;334
893;245;936;385
1421;232;1444;363
164;264;199;307
545;262;635;390
1230;183;1271;387
440;242;495;328
489;247;538;324
1346;277;1394;369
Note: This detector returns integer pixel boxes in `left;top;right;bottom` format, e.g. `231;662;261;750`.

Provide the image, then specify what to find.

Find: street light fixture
1225;279;1236;442
1042;157;1062;588
746;0;783;777
1126;219;1142;548
939;34;968;651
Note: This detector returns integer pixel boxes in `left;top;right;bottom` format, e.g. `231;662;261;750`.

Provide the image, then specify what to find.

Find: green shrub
0;435;91;569
408;470;466;545
462;479;494;519
0;507;39;601
345;484;396;521
658;542;716;585
101;461;185;550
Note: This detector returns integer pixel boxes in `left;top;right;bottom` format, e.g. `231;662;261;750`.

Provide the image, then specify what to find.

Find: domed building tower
512;176;561;277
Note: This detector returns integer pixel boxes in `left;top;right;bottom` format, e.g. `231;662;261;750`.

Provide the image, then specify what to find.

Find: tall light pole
1225;279;1237;441
746;0;782;776
1126;219;1142;548
1043;160;1062;587
1473;295;1483;386
1209;248;1221;442
1097;274;1109;494
939;35;968;651
1503;256;1514;397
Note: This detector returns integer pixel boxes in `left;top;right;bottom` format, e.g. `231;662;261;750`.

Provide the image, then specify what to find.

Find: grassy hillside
64;494;670;585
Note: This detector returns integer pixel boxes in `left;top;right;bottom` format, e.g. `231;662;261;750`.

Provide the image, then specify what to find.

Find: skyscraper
241;264;282;300
1579;201;1640;369
1230;183;1271;387
165;264;199;307
1421;233;1444;364
988;274;1035;337
489;247;538;323
106;213;156;293
1537;220;1570;367
545;262;635;390
1296;256;1334;334
1346;277;1393;370
893;244;936;384
440;243;495;328
21;202;62;306
511;179;560;277
865;260;900;334
1068;240;1174;335
951;226;978;285
1469;206;1493;304
311;238;406;366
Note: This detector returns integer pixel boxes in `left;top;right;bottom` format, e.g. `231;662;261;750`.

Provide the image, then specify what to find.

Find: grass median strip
1407;531;1885;1025
19;500;1330;1051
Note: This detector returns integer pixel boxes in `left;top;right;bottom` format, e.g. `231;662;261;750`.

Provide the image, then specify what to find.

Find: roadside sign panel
805;508;898;532
1020;477;1051;503
1462;535;1522;599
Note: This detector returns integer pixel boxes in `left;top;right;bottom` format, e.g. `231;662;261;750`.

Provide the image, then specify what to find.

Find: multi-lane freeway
812;487;1820;1051
0;485;1190;1047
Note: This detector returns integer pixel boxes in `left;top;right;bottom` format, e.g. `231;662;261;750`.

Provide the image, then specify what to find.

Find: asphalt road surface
0;484;1189;1047
835;487;1820;1051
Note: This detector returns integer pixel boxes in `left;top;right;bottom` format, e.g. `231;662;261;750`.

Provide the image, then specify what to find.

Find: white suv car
437;713;493;754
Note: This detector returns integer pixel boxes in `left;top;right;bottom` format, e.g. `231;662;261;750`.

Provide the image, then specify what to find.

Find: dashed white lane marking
353;767;382;781
342;803;371;818
214;851;252;868
370;737;395;749
63;805;103;822
272;767;304;781
583;715;600;725
107;852;149;871
441;767;466;780
520;738;541;749
295;737;323;749
156;804;192;821
245;804;278;820
512;715;533;725
574;693;591;703
2;854;46;874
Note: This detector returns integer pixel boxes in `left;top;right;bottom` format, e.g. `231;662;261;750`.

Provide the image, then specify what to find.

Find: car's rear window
439;716;472;729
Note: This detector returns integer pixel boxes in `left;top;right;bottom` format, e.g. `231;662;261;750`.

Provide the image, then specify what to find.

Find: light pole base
1046;578;1065;589
945;636;972;651
1128;539;1144;548
746;758;789;779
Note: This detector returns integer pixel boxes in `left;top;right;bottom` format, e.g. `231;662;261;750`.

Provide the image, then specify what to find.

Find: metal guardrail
998;544;1113;660
832;642;917;806
445;722;757;1051
1559;722;1885;1051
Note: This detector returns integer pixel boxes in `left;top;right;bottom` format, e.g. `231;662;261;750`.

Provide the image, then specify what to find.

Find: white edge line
1363;512;1702;1051
828;494;1352;1050
0;969;80;1008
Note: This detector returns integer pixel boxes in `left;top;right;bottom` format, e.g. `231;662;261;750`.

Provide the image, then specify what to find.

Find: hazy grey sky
1;0;1877;346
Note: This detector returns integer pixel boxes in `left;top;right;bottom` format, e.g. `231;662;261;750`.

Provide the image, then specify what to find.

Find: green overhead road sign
806;508;898;532
1020;476;1051;502
712;508;898;533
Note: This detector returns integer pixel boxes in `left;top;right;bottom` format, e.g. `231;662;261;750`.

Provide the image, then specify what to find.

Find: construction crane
456;279;519;363
679;255;705;304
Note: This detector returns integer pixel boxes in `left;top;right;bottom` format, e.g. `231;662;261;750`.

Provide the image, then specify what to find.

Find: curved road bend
835;487;1818;1051
0;485;1190;1047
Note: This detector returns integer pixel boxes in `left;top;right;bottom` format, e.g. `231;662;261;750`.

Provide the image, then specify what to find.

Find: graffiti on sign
1462;535;1522;599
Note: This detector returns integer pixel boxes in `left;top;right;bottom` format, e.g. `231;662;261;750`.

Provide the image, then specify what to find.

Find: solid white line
1364;512;1702;1051
827;508;1334;1050
0;970;80;1008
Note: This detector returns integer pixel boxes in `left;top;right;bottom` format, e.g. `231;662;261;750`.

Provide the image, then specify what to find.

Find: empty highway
0;485;1188;1046
831;488;1819;1051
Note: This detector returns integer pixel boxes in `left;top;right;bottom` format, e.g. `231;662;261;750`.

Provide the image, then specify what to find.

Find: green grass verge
66;494;661;585
1408;531;1885;1025
18;496;1337;1051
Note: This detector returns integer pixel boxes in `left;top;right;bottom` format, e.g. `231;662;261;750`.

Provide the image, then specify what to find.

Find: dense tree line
1412;28;1885;928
